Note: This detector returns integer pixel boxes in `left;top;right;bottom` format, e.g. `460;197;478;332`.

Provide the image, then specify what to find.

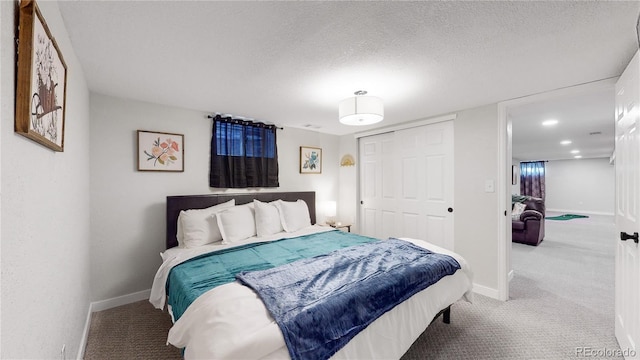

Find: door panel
615;50;640;360
426;155;445;200
402;157;418;199
363;161;376;198
426;215;446;244
382;156;396;198
360;136;379;238
381;210;396;239
401;212;420;239
363;208;376;237
359;121;454;250
360;132;395;238
426;127;444;145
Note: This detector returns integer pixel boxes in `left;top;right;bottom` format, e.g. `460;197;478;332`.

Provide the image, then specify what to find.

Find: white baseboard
91;288;151;312
76;304;92;360
546;208;614;216
77;289;152;359
472;282;500;300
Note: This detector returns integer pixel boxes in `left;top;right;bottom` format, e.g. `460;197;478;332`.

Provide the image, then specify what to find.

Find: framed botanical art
300;146;322;174
15;0;67;152
137;130;184;172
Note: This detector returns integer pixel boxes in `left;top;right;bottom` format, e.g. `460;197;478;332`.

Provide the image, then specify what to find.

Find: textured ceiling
58;0;639;146
511;86;615;161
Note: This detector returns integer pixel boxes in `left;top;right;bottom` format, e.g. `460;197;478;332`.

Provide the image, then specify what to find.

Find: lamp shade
338;95;384;126
322;201;337;217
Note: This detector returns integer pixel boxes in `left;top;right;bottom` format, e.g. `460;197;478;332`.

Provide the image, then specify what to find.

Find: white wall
1;1;92;358
0;2;5;354
545;158;614;215
512;158;521;195
338;134;357;229
453;104;500;293
89;93;340;301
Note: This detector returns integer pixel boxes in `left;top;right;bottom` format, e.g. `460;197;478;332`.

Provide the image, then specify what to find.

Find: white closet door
396;121;454;249
359;132;397;238
359;121;454;250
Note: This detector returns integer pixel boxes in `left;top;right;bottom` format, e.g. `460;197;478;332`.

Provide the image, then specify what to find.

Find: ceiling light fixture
338;90;384;126
542;119;559;126
560;140;572;145
571;150;580;154
574;155;583;159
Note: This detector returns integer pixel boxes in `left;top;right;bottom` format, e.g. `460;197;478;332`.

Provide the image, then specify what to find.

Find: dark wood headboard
166;191;316;249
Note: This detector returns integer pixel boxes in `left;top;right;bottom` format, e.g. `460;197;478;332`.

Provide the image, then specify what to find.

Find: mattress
150;226;473;359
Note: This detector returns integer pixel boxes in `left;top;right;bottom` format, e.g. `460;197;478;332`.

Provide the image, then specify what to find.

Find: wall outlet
60;344;65;360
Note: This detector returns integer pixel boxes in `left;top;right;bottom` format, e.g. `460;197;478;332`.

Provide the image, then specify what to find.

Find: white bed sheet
150;225;335;310
150;229;473;360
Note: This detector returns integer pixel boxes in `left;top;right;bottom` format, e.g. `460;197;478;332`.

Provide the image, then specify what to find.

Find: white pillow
177;199;235;248
254;199;284;237
275;199;311;232
217;203;257;244
512;202;527;221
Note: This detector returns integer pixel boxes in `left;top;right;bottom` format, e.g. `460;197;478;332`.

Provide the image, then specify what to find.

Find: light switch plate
485;180;495;193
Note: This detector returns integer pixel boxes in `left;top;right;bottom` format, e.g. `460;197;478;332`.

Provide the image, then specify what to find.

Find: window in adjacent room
520;161;545;199
210;115;279;188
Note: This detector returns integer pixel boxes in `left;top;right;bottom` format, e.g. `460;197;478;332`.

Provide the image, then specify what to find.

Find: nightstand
329;223;351;232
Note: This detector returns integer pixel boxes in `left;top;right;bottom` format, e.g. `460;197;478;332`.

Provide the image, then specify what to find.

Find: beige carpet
84;214;621;359
83;300;181;360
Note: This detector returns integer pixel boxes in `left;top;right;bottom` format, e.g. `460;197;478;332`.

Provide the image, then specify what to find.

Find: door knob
620;232;639;244
447;207;453;213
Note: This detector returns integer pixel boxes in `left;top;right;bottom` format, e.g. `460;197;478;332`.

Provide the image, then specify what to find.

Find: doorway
498;78;618;300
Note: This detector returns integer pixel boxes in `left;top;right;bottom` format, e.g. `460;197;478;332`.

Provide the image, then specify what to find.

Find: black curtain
210;115;279;188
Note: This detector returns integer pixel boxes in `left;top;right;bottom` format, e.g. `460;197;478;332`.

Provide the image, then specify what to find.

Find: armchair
512;196;545;246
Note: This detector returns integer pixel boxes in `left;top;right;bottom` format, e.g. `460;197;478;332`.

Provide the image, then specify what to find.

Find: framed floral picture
15;0;67;152
137;130;184;172
300;146;322;174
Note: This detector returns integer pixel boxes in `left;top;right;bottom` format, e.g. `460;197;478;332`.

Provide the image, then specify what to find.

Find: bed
150;191;473;359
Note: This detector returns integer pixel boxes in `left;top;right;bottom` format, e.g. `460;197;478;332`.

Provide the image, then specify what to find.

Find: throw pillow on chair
512;202;526;220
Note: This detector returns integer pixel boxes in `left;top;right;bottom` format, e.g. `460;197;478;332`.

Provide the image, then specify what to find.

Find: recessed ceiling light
560;140;572;145
574;155;582;159
542;119;558;126
571;150;580;154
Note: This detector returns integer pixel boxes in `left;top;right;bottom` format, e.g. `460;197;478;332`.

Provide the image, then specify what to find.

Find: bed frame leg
442;306;451;324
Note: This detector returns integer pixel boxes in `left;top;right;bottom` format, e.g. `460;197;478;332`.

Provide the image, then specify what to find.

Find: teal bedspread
167;230;376;321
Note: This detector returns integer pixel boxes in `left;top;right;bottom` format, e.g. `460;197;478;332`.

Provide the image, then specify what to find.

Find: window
210;115;279;188
520;161;545;199
520;162;545;176
214;121;276;158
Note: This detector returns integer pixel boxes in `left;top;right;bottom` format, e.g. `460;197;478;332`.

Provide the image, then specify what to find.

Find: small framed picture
15;0;68;152
137;130;184;172
300;146;322;174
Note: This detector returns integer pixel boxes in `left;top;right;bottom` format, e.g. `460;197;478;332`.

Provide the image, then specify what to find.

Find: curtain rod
207;115;283;130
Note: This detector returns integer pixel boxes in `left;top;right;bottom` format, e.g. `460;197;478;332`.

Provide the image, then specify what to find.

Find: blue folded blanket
236;238;461;360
